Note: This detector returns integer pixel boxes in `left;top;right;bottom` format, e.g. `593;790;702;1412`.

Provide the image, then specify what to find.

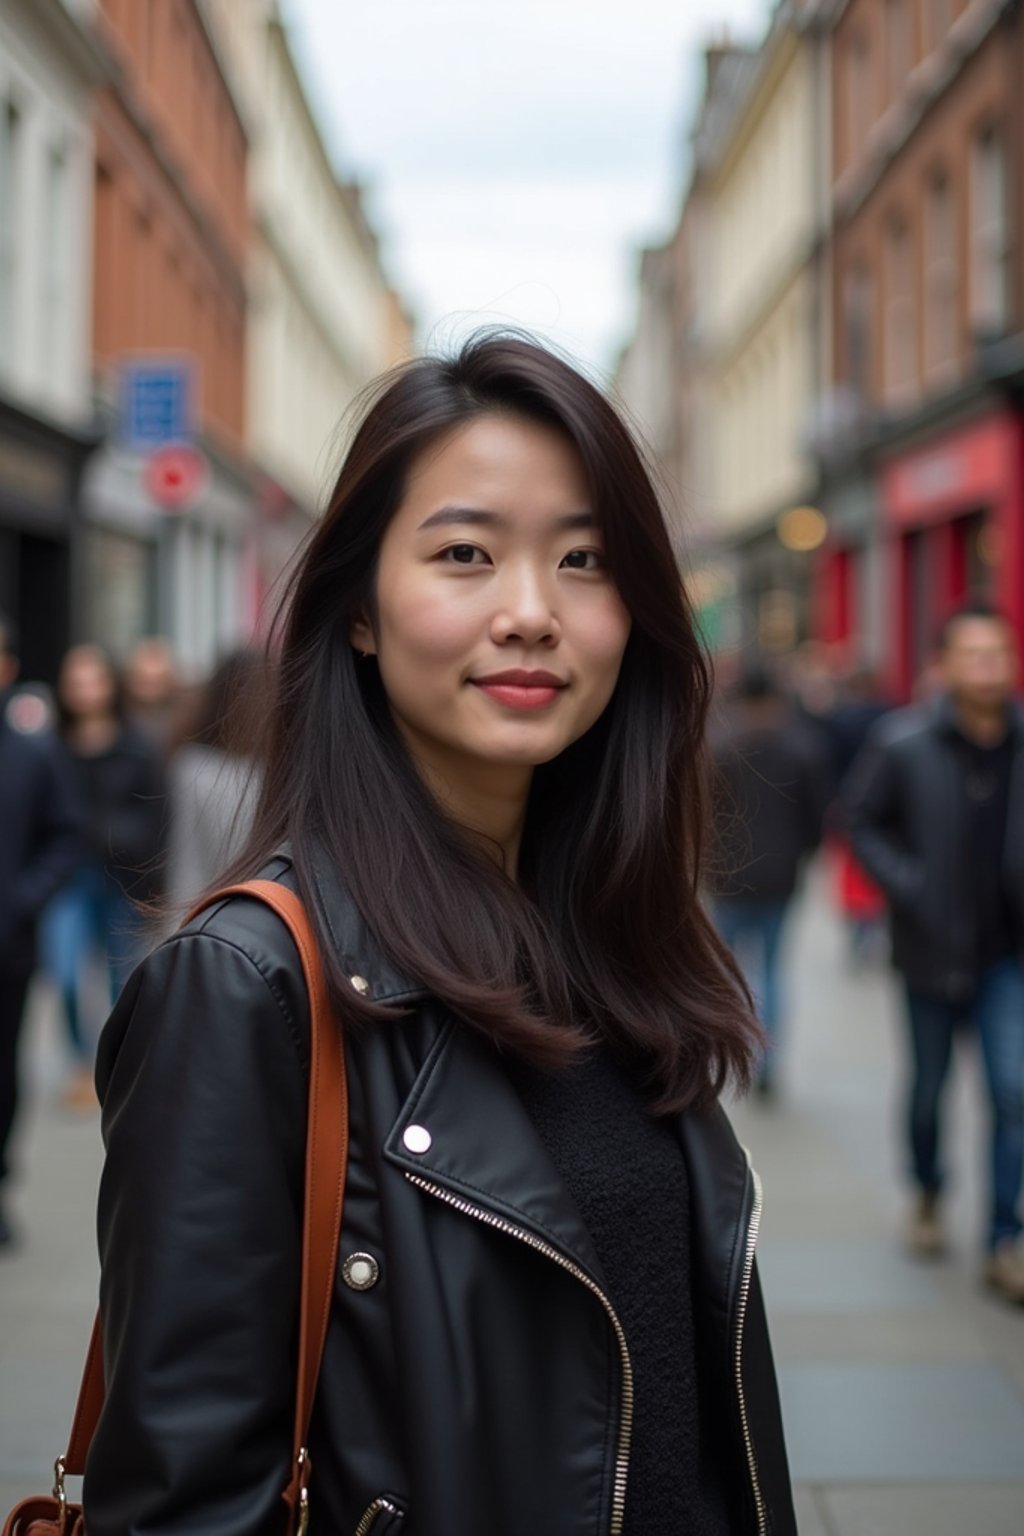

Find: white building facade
0;0;108;681
703;1;832;647
204;0;409;538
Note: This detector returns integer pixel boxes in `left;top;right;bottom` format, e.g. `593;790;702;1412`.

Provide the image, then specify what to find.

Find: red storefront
880;407;1024;699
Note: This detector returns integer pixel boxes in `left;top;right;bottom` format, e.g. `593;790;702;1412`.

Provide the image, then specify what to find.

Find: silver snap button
342;1252;380;1291
349;974;370;995
403;1123;432;1154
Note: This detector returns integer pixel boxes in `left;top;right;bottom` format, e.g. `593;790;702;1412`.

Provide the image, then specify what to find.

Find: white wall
208;2;398;512
705;39;820;531
0;0;97;426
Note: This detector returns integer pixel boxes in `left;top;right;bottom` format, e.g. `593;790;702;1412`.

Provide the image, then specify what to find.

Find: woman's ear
349;612;377;658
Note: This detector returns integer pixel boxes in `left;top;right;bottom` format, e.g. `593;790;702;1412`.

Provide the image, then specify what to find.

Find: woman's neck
409;751;532;880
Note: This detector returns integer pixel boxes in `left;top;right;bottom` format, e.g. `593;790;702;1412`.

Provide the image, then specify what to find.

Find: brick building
83;0;253;670
819;0;1024;695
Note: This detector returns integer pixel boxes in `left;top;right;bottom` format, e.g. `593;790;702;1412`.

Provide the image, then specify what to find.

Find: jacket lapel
384;1019;609;1288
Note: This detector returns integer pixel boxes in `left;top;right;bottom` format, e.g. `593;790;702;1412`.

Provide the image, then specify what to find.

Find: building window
924;171;957;379
42;142;68;376
845;32;873;163
843;263;874;400
0;98;22;360
883;215;916;405
969;125;1009;337
884;0;912;105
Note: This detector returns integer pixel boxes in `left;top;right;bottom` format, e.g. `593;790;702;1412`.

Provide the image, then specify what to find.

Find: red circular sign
144;444;209;510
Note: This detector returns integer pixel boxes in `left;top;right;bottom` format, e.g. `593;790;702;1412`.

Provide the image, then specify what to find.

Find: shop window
969;125;1009;338
924;171;957;381
883;215;917;407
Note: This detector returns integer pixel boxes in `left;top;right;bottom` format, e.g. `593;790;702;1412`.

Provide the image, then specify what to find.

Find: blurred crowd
709;608;1024;1304
3;602;1023;1304
0;613;265;1245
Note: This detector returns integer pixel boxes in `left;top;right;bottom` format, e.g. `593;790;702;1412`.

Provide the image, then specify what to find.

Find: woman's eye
441;544;488;565
560;548;603;571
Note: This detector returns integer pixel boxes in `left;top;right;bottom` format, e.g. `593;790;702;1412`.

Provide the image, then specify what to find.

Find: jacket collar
294;842;428;1006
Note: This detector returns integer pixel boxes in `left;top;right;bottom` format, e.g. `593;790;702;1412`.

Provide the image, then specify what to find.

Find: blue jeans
905;958;1024;1251
39;865;142;1064
716;899;789;1080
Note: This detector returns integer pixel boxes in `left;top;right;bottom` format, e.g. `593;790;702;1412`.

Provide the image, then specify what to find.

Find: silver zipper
735;1160;767;1535
405;1172;634;1535
353;1495;404;1536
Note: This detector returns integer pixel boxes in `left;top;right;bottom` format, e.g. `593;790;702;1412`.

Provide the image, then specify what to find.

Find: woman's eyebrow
417;505;596;532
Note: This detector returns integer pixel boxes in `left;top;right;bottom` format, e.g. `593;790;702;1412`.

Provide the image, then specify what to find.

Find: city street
2;865;1023;1535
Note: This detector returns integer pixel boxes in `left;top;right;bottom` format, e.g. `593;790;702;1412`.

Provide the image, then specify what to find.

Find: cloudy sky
282;0;772;375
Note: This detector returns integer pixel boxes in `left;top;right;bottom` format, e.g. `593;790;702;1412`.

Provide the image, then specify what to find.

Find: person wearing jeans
906;960;1024;1256
848;605;1024;1304
714;899;788;1088
710;664;830;1096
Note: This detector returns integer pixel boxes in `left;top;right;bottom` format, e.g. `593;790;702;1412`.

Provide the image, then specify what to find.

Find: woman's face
353;414;631;787
60;646;117;718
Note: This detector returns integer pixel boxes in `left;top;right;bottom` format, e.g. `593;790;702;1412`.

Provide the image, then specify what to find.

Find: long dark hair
169;649;268;759
223;333;758;1111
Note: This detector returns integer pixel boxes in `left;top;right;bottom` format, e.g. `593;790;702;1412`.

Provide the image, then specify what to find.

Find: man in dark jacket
847;606;1024;1303
0;612;82;1246
711;664;830;1096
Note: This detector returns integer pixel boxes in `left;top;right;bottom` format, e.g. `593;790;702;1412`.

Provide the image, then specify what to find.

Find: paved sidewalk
2;872;1023;1532
731;867;1024;1535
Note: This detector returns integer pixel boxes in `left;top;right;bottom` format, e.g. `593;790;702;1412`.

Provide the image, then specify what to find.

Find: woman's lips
473;682;562;710
470;671;567;711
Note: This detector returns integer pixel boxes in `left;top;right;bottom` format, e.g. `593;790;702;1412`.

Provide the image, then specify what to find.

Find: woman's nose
489;564;561;647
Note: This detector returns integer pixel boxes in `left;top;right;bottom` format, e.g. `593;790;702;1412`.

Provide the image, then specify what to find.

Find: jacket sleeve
85;928;308;1536
844;730;923;909
10;734;83;925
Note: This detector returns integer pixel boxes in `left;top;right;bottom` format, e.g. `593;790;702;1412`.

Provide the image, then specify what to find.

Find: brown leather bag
3;881;348;1536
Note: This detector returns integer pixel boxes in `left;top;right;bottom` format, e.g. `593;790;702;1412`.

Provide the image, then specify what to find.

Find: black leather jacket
846;696;1024;999
86;855;796;1536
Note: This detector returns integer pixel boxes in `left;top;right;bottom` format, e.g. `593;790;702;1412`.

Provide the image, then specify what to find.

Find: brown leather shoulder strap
64;878;348;1516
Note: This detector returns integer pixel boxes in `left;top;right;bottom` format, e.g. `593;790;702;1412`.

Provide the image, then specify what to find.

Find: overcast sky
281;0;772;376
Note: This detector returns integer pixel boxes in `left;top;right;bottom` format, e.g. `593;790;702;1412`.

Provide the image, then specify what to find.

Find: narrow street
2;864;1023;1534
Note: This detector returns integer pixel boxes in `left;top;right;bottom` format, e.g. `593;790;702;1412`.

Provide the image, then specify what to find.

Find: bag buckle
296;1447;311;1536
52;1456;68;1536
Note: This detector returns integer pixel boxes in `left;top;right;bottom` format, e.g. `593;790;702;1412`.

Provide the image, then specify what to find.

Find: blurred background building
0;0;411;687
0;0;107;685
618;0;1024;696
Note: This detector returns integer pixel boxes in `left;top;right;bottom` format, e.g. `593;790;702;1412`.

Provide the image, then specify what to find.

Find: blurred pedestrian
85;337;796;1534
847;605;1024;1303
710;662;830;1096
40;644;167;1109
166;650;264;907
0;612;81;1247
123;635;181;754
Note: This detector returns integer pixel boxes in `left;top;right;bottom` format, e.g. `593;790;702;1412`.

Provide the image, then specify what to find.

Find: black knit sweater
507;1043;731;1535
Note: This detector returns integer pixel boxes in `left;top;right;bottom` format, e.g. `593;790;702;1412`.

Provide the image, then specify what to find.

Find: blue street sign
119;357;195;449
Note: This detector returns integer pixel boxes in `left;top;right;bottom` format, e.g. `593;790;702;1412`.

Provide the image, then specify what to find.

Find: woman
166;650;264;908
87;337;795;1535
41;643;165;1107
